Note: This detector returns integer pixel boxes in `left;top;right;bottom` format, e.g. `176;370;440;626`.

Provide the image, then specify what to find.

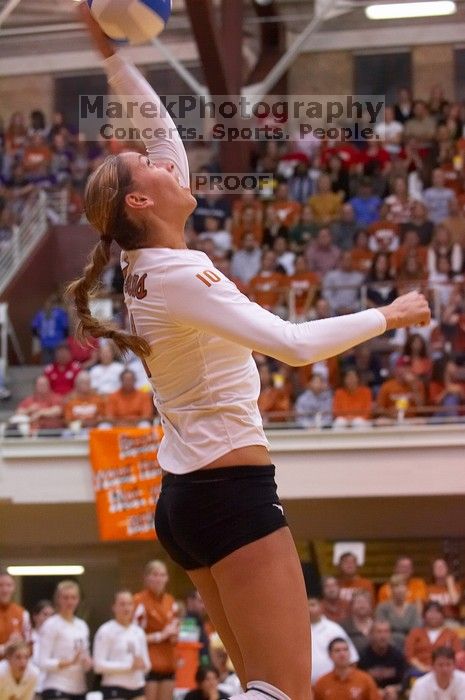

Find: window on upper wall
454;48;465;103
354;51;412;107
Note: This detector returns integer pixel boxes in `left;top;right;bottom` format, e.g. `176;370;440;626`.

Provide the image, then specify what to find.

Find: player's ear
125;191;154;210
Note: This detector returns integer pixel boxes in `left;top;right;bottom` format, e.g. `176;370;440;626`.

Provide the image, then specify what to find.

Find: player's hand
77;1;115;59
379;291;431;330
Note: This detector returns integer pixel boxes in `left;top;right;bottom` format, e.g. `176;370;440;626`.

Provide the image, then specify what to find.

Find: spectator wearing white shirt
230;232;262;284
374;106;404;155
93;590;150;700
89;343;124;395
309;597;359;684
0;641;39;700
410;646;465;700
39;580;92;700
31;599;54;694
423;170;455;225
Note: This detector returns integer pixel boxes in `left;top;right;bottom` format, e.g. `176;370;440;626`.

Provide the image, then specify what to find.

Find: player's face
57;587;80;615
113;593;135;624
122;152;196;217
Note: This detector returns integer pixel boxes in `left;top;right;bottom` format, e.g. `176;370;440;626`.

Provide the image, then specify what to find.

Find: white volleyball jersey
105;52;387;473
93;619;150;690
39;614;90;694
122;247;386;473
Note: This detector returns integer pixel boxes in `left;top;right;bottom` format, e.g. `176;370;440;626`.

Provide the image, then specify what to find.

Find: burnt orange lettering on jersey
125;272;148;299
195;269;221;287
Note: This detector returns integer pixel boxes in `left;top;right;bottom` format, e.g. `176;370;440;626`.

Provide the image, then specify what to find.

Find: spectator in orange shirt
0;570;31;659
249;251;286;314
376;357;427;420
286;255;319;321
313;638;379;700
257;364;291;425
105;369;153;427
401;334;433;381
231;204;263;247
308;174;344;223
64;371;106;429
378;557;428;609
350;230;374;275
405;602;461;675
337;552;375;604
426;558;462;622
391;228;427;274
321;577;350;624
333;369;372;428
268;181;301;228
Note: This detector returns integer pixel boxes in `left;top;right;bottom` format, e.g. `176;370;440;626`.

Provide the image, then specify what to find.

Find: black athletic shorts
154;464;287;570
146;671;175;682
101;686;145;699
42;691;85;700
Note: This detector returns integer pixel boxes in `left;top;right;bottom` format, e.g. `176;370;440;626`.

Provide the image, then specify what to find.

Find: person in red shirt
12;376;64;433
313;637;379;700
405;602;461;674
44;343;81;396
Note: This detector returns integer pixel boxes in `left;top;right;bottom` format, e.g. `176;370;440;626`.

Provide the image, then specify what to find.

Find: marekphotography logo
190;173;274;195
79;94;386;142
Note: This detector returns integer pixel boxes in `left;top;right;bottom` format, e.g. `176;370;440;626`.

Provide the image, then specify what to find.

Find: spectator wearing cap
376;357;426;420
349;179;382;228
405;602;461;675
333;369;372;428
44;344;81;396
295;372;333;428
410;646;465;700
105;370;153;427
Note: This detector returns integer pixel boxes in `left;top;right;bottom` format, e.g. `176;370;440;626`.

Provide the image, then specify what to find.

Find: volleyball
87;0;172;45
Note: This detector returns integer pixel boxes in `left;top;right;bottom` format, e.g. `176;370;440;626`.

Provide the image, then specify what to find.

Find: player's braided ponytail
66;155;150;357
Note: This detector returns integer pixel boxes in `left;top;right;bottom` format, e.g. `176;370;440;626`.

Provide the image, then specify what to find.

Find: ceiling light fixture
7;565;85;577
366;1;456;19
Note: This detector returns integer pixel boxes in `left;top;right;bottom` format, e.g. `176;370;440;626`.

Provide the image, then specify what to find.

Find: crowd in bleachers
2;85;465;426
1;552;464;699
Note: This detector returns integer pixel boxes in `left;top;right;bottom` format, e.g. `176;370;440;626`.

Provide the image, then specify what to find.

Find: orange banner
89;426;163;541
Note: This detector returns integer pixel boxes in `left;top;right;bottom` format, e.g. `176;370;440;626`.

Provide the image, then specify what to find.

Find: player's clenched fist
379;290;431;330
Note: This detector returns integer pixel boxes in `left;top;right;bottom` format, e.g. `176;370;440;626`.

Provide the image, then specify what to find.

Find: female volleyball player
73;7;431;699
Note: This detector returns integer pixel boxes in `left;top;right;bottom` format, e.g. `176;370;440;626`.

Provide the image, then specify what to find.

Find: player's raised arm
78;2;190;187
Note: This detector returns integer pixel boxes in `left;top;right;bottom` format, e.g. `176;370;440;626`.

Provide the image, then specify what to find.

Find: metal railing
0;189;48;295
